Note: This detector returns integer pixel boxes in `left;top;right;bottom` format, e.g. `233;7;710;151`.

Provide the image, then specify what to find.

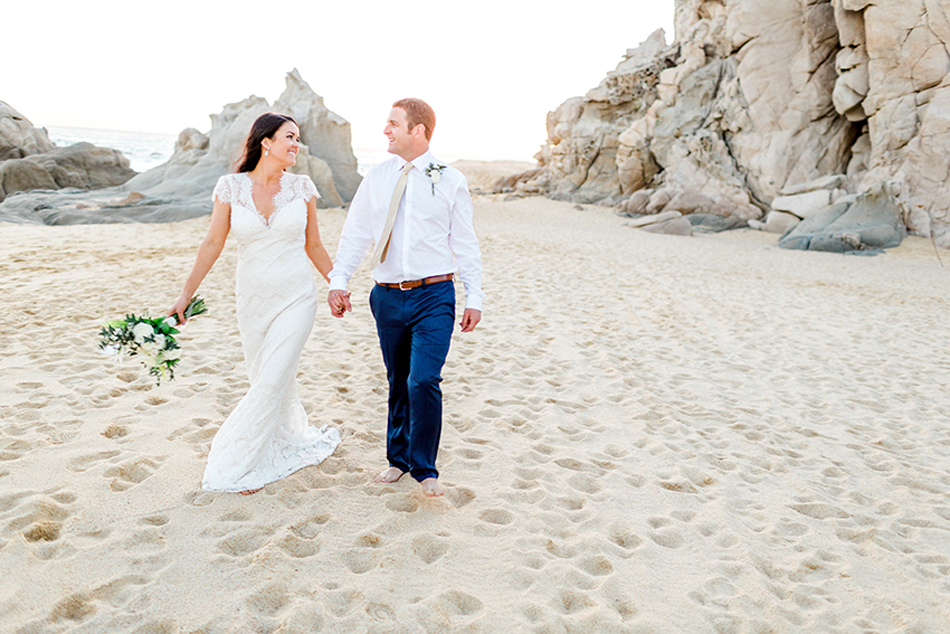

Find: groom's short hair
393;98;435;141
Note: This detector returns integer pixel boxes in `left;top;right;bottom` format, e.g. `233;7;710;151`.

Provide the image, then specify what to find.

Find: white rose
140;352;159;368
140;339;167;356
153;334;166;350
430;171;441;185
131;322;155;343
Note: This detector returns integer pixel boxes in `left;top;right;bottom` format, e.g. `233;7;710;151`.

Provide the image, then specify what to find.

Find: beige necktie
369;162;414;269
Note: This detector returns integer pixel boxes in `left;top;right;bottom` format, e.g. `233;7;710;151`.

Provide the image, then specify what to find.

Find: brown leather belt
376;273;454;290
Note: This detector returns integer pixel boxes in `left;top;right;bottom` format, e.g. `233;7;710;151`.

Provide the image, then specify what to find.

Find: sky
6;1;675;161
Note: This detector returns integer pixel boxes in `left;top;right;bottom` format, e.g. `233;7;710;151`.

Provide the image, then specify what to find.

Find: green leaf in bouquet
100;296;208;385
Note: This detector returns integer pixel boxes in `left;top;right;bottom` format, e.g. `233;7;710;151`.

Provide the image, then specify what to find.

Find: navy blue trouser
369;280;455;482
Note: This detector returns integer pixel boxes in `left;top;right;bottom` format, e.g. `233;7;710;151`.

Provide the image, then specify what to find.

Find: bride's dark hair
237;113;297;173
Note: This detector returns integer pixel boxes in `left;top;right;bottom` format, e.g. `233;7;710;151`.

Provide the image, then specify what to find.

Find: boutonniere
424;163;447;195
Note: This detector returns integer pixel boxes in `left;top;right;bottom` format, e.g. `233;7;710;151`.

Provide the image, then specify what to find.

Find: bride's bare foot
420;478;444;497
373;467;405;483
239;488;262;496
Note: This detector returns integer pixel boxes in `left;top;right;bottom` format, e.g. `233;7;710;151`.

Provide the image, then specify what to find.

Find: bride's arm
304;197;332;283
168;197;231;323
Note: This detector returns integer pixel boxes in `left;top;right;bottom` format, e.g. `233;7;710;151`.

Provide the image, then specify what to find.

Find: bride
168;112;341;494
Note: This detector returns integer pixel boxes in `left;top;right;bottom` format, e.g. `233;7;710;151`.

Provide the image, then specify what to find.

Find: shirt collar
407;149;436;172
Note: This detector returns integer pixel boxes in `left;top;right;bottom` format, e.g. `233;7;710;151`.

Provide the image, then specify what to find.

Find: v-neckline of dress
244;172;287;228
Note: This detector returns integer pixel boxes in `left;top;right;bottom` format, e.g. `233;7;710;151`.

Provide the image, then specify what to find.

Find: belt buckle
398;280;413;291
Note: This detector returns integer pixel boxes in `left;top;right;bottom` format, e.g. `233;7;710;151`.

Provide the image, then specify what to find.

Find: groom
327;98;484;497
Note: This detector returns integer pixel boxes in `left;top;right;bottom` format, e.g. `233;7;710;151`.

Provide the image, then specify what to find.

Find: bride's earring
264;147;269;157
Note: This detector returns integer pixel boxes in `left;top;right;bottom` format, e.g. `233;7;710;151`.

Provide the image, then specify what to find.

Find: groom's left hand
460;309;481;332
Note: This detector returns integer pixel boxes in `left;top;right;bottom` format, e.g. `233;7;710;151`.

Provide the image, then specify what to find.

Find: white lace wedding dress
201;171;340;492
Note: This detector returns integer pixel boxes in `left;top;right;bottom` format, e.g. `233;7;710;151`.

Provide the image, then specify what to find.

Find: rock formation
778;183;907;252
0;101;55;159
0;102;134;204
0;70;361;225
513;0;950;250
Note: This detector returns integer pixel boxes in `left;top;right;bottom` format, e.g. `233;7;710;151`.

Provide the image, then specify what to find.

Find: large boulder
778;185;906;252
0;71;361;224
0;160;57;201
0;101;55;160
25;142;135;189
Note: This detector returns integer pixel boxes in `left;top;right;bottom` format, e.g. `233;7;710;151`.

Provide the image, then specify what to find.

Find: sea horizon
43;125;532;176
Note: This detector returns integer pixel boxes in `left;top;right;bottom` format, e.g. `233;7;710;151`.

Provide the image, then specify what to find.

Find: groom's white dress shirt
329;150;485;311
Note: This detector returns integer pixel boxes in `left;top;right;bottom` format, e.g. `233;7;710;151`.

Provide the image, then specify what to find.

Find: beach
2;172;950;632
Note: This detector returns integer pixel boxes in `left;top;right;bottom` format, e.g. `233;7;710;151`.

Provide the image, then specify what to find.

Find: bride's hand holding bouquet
98;295;207;385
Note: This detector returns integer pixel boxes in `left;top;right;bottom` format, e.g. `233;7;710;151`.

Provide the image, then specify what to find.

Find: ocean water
47;126;177;173
45;125;389;176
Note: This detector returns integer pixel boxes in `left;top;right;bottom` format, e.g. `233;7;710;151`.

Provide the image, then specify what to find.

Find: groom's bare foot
374;467;405;483
420;478;444;497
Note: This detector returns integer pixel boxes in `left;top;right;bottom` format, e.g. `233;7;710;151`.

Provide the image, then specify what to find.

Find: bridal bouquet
98;295;207;385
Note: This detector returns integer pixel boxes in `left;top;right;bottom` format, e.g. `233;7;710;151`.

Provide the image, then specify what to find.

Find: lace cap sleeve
298;174;320;203
212;175;232;204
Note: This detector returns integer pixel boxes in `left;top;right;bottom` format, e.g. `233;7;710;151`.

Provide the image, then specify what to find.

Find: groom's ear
411;123;426;139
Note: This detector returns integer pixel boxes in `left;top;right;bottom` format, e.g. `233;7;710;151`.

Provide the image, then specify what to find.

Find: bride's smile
263;122;301;168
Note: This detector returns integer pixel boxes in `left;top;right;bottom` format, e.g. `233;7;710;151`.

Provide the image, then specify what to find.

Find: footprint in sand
0;438;33;462
66;450;121;473
511;478;540;491
566;473;602;494
550;588;596;616
101;424;129;440
183;490;215;507
648;516;686;549
276;532;320;558
323;588;365;616
385;496;419;513
788;503;851;520
167;417;218;447
246;581;292;617
291;514;331;539
575;555;614;577
3;490;78;560
47;574;149;624
341;548;378;574
216;525;277;557
105;455;166;492
218;508;253;522
122;525;166;553
440;486;475;510
607;523;643;554
454;447;484;460
415;590;484;628
412;534;449;564
479;509;514;526
355;532;384;549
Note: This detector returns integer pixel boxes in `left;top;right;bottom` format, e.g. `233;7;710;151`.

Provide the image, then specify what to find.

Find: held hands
460;309;481;333
328;290;352;318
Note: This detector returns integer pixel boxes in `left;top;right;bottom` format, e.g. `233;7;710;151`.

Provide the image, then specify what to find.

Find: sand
2;182;950;633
